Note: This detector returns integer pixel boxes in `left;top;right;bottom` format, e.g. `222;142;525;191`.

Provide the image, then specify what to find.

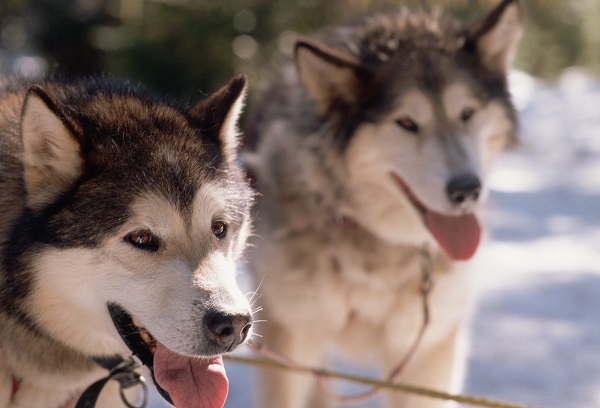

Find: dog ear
295;38;369;115
189;73;247;163
466;0;523;74
21;85;84;210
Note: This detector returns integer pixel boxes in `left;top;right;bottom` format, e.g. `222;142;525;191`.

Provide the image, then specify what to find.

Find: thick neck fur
0;87;108;379
252;112;351;237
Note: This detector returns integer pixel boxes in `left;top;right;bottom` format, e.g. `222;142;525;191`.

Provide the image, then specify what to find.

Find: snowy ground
463;69;600;408
150;68;600;407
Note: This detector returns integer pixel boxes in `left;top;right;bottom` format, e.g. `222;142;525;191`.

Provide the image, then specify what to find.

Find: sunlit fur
0;75;253;408
246;1;522;407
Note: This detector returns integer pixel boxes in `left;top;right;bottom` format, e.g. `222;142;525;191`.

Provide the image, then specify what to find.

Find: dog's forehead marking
194;179;249;252
127;180;231;242
395;91;434;124
442;83;481;119
128;192;188;241
191;180;229;227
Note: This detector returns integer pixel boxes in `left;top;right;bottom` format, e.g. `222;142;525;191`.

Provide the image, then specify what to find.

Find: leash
75;357;149;408
224;353;540;408
248;243;434;405
228;244;539;407
2;340;149;408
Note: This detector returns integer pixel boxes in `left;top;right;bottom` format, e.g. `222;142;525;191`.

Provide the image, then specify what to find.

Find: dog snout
446;174;482;206
204;310;252;350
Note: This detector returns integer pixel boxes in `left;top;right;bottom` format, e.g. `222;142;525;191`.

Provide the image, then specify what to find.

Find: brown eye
126;230;158;251
460;107;475;123
211;221;227;239
396;117;419;134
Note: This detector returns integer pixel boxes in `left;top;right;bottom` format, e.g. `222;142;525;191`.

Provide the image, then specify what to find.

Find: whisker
250;293;263;307
247;276;265;305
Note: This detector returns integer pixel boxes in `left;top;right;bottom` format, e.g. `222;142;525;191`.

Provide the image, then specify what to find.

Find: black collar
75;356;150;408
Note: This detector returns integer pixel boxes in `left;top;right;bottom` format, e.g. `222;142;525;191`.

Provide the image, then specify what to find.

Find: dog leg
257;321;327;408
382;327;464;408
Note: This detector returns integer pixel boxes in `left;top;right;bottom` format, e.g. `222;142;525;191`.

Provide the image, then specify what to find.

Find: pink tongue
153;342;229;408
426;211;482;261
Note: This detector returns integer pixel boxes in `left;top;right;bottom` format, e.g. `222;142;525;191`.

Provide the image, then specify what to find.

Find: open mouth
108;304;172;404
390;172;482;261
391;173;427;216
108;304;233;408
108;304;156;368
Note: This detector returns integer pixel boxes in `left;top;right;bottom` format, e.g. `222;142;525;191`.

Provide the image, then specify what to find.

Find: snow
149;68;600;407
464;69;600;408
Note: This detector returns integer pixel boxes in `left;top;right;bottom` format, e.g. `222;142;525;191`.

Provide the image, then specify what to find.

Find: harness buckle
111;359;149;408
75;357;149;408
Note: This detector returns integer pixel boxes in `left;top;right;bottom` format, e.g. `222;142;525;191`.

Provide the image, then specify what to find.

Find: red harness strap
11;376;21;400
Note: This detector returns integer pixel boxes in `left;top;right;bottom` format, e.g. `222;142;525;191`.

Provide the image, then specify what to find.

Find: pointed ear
466;0;523;74
295;37;370;115
189;73;247;163
21;85;83;210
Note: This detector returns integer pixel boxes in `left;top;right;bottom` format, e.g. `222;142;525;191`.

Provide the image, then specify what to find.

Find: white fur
252;48;517;408
343;83;510;248
220;85;247;163
0;75;253;408
27;185;251;359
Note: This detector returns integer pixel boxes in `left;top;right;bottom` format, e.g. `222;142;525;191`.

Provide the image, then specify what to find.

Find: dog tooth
131;316;143;328
140;331;152;343
149;344;156;354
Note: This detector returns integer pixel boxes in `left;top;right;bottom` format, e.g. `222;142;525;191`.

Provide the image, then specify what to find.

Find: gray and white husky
245;1;523;406
0;74;254;408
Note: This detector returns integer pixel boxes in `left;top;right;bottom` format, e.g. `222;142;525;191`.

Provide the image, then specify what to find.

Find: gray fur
246;1;522;407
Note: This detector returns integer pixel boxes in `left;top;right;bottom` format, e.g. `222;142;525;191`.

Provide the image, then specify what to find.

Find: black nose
446;174;482;205
204;310;252;349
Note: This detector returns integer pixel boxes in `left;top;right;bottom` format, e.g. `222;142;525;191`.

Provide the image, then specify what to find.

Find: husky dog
245;1;523;406
0;74;254;408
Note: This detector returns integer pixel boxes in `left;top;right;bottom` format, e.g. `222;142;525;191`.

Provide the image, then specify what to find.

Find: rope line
232;245;539;408
309;244;435;405
223;353;542;408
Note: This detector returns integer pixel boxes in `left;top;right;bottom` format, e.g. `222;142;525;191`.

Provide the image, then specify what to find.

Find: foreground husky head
3;74;253;405
286;0;522;260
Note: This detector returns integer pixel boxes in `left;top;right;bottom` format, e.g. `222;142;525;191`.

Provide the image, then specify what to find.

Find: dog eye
396;117;419;134
211;221;227;239
460;107;476;123
126;230;158;251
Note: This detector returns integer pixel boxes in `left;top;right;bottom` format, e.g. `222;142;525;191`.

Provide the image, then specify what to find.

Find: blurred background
0;0;598;101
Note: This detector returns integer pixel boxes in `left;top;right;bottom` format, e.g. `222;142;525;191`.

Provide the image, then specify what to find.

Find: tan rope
223;352;542;408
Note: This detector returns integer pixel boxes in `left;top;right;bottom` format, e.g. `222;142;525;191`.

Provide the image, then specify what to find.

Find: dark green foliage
0;0;597;101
